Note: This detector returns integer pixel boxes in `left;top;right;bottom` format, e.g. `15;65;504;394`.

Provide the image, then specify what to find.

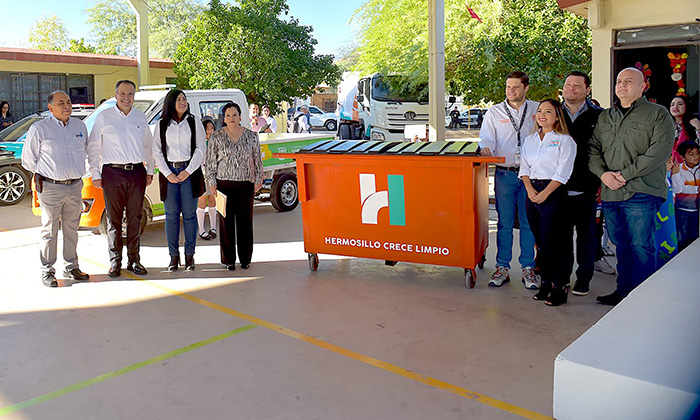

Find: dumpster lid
297;140;481;156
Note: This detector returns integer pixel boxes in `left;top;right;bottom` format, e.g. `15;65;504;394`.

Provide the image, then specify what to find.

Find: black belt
105;163;143;170
531;179;551;185
168;161;189;169
41;176;81;185
496;166;520;173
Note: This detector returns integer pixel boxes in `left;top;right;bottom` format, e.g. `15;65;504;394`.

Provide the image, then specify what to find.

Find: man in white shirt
479;72;538;289
87;80;154;278
22;91;90;287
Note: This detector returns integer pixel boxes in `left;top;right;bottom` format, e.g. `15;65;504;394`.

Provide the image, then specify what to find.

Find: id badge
514;152;521;167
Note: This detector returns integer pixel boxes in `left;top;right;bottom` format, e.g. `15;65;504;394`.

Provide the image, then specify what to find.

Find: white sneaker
488;266;510;287
594;257;616;275
521;266;540;289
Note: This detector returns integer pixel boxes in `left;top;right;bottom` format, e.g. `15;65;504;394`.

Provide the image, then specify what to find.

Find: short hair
566;71;591;88
115;80;136;92
533;99;569;135
201;117;215;131
47;90;69;105
300;104;309;110
506;71;529;87
221;102;242;126
678;140;699;158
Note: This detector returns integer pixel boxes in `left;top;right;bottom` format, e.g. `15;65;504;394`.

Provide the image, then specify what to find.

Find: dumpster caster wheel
308;253;319;271
478;255;486;269
464;269;476;289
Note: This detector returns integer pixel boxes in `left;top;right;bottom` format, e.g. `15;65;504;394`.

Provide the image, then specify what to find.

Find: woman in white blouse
153;90;207;272
519;99;577;306
261;105;277;133
205;103;263;271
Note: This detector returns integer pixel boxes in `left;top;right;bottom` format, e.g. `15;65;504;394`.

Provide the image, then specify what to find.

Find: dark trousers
675;207;699;252
102;164;147;265
525;180;570;287
563;192;598;284
217;180;254;266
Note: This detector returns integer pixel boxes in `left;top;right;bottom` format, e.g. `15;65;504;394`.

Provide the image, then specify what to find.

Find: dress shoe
596;292;624;306
42;273;58;287
127;261;148;275
227;264;236;271
108;265;121;278
167;255;180;272
64;268;90;281
241;263;250;270
185;255;195;271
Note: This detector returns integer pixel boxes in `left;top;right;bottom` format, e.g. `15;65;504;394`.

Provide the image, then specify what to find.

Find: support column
428;0;446;142
128;0;150;87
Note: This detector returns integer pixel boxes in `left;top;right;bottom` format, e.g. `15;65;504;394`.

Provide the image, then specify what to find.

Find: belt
168;161;189;169
105;163;143;170
495;166;520;173
531;179;551;185
41;176;81;185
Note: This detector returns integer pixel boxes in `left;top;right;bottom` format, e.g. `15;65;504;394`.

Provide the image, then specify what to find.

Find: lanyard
503;101;528;147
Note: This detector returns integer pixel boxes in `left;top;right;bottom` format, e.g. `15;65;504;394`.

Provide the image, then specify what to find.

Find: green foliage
85;0;206;59
68;38;98;54
28;15;69;51
174;0;341;114
352;0;591;103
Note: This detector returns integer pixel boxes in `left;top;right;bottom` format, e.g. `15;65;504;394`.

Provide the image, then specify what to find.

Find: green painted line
0;324;257;416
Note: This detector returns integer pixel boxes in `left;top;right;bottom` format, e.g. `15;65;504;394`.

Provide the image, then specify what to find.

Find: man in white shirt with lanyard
479;71;539;288
22;90;91;287
87;80;154;278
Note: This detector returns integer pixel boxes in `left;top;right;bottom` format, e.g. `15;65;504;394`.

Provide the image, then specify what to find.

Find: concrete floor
0;187;615;419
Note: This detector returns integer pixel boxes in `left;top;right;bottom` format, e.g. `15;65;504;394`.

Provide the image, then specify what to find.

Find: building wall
589;0;700;107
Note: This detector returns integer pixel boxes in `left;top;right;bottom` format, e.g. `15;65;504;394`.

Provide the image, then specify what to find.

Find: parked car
0;146;31;206
288;105;337;131
444;108;488;129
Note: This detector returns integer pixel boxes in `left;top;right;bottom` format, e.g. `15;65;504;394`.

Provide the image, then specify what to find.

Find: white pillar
127;0;150;87
428;0;446;141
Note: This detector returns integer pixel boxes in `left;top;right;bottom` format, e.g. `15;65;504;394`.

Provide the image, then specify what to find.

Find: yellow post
127;0;150;87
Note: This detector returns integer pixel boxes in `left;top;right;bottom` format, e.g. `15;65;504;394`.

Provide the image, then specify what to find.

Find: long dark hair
162;89;190;128
533;99;570;135
0;101;11;117
670;95;697;142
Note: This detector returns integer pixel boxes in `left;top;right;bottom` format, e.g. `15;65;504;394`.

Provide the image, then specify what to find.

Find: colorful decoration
668;52;688;96
635;62;652;92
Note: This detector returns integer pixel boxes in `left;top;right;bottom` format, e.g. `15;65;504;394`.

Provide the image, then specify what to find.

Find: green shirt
588;97;674;202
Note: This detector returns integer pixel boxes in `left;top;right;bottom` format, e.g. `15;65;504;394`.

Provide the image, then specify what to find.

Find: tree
28;15;69;51
352;0;591;103
85;0;206;59
68;38;98;54
174;0;341;113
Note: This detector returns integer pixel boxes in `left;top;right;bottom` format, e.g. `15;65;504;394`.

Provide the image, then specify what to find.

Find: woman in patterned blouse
205;102;263;270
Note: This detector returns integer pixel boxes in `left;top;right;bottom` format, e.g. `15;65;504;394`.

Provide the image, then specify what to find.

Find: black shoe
572;281;590;296
127;261;148;275
241;263;250;270
64;268;90;281
545;285;569;307
199;231;213;240
227;264;236;271
596;292;624;306
533;281;552;301
167;255;180;272
185;255;195;271
108;265;121;278
42;273;58;287
209;229;217;239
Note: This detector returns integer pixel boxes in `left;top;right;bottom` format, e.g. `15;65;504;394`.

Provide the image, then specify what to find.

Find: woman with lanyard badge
519;99;576;306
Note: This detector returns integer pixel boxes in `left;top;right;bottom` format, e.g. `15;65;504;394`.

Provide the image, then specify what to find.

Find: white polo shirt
479;99;538;168
518;131;577;185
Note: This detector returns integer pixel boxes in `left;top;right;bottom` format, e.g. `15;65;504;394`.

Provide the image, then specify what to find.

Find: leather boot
185;255;195;271
167;255;180;272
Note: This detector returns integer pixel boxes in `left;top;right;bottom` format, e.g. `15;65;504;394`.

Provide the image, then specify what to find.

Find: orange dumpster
276;140;503;288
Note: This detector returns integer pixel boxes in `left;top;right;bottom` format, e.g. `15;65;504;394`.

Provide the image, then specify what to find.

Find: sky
0;0;365;57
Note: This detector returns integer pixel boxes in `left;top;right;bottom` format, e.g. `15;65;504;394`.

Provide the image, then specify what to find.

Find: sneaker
594;257;616;275
488;266;510;287
602;245;615;256
572;281;590;296
521;267;540;289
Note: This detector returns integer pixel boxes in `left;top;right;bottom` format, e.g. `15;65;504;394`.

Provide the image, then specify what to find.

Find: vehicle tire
339;124;351;140
98;204;149;238
308;253;319;271
0;165;29;206
270;173;299;212
324;120;337;132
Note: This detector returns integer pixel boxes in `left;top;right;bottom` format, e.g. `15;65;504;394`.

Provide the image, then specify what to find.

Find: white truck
337;73;430;141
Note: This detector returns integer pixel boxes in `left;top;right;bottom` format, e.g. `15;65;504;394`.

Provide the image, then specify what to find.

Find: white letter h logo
360;174;388;224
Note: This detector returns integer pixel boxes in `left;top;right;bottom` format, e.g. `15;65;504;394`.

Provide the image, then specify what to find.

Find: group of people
21;80;262;287
480;67;697;307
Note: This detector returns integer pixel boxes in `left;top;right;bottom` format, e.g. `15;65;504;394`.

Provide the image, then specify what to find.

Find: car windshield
0;115;44;142
83;99;153;133
371;75;428;103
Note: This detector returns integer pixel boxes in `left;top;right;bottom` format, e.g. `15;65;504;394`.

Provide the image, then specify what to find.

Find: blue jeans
164;165;198;257
603;193;663;297
494;167;536;268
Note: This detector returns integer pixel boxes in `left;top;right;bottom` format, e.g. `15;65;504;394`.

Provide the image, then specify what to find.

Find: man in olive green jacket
588;67;674;305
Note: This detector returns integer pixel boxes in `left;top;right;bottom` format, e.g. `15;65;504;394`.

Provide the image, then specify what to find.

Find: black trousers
525;180;570;287
563;192;598;284
102;164;147;265
217;180;254;266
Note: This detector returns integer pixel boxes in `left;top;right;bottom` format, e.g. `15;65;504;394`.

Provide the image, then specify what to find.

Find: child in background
671;141;700;251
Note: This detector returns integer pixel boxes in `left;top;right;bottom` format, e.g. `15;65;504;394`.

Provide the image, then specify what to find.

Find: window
199;101;233;129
